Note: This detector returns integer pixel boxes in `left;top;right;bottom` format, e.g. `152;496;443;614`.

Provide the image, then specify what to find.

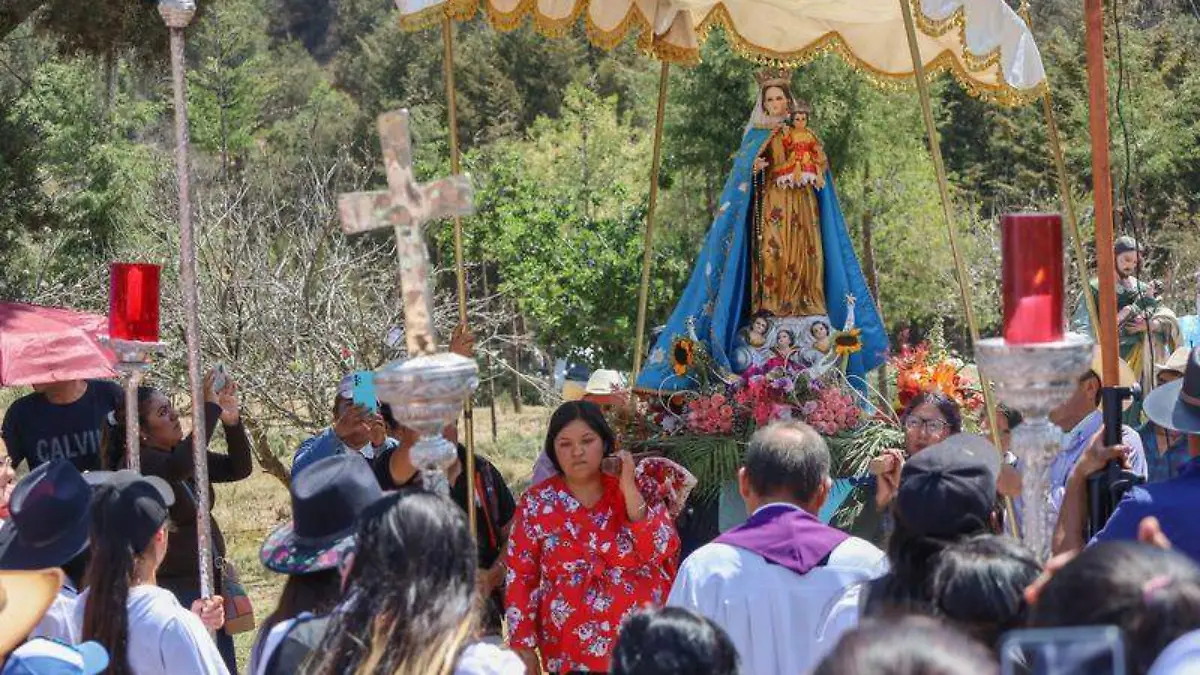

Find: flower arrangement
685;393;735;434
805;385;863;436
890;339;983;414
651;364;864;441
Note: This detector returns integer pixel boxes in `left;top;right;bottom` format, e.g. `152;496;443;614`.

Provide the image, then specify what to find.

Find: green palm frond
826;420;904;529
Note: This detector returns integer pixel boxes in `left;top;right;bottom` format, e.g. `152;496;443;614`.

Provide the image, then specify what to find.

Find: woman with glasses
873;393;962;509
101;371;253;673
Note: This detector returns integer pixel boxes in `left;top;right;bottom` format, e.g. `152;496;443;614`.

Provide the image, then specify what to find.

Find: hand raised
217;379;241;425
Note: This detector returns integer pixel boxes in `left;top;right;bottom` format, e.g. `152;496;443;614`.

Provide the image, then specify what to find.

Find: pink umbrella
0;302;118;386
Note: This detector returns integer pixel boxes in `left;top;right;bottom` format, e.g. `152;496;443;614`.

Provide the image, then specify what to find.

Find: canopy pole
1083;0;1120;386
1041;88;1101;333
1018;5;1101;333
442;16;476;540
896;0;1017;535
631;62;671;383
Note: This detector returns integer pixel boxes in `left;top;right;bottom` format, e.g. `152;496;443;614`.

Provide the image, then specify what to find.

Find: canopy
0;302;117;386
397;0;1046;105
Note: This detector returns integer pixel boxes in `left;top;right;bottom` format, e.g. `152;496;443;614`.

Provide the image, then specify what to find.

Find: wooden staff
896;0;1017;536
1083;0;1121;385
441;16;477;540
631;62;671;383
1017;3;1101;333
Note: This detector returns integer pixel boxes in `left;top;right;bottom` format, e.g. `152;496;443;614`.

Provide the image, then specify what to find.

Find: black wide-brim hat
261;453;384;575
0;461;91;571
1144;347;1200;435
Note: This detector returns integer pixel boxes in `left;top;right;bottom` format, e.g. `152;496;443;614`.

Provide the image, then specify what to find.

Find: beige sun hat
1156;347;1192;378
584;370;627;395
0;568;63;656
1089;346;1138;389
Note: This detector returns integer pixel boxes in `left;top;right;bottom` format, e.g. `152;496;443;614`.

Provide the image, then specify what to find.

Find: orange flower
671;338;695;377
834;329;862;357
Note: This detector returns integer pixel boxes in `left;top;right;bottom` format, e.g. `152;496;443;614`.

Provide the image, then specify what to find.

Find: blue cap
1;638;109;675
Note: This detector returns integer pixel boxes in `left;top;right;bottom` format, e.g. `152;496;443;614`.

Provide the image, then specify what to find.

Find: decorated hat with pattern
261;454;383;575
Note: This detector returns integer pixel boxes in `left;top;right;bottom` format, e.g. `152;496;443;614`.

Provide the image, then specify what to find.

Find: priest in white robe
668;422;887;675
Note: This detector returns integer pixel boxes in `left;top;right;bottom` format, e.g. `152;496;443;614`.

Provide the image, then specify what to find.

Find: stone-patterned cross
338;109;474;356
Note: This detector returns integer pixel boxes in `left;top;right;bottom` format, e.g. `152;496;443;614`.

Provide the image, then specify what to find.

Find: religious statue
636;69;887;394
765;329;803;372
803;319;833;366
752;77;828;317
1072;236;1180;391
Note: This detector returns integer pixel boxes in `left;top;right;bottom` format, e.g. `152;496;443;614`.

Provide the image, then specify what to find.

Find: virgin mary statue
636;69;888;393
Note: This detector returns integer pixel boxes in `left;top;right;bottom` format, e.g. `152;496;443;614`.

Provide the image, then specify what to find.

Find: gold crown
755;67;792;89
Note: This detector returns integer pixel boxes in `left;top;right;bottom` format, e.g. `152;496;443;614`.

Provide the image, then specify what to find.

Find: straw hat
0;568;62;656
1156;347;1192;378
1088;346;1138;389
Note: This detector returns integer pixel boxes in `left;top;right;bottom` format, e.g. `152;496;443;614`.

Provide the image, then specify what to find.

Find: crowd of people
1;335;1200;674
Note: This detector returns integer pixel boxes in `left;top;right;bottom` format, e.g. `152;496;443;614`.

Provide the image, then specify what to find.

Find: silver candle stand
99;338;166;473
975;333;1094;560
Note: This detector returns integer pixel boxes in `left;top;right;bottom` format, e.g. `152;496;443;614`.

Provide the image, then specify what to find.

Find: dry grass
214;403;551;670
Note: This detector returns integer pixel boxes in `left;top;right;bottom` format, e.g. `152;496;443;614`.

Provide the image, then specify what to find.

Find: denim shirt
1140;422;1193;484
290;428;397;478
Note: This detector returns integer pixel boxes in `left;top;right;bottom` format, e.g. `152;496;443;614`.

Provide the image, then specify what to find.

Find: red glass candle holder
109;262;161;343
1001;213;1064;344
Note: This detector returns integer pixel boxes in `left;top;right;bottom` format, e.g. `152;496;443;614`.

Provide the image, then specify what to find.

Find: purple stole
715;503;849;576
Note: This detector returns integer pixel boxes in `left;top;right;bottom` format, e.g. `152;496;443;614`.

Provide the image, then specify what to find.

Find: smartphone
999;626;1126;675
351;370;379;413
211;363;228;393
600;456;622;476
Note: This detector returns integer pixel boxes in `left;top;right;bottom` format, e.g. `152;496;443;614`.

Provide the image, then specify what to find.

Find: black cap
87;471;175;553
0;461;92;570
1143;347;1200;435
895;434;1000;539
1114;236;1142;256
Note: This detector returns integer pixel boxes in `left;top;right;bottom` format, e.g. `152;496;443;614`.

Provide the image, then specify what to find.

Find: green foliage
2;56;160;297
1;0;1198;384
457;87;693;366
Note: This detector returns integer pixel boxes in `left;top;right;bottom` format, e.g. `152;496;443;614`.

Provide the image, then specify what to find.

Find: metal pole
124;369;144;472
1084;0;1121;387
896;0;1017;535
163;7;215;600
631;61;670;382
442;16;477;540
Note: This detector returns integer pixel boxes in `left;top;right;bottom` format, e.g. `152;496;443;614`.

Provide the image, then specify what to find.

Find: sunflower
671;338;695;377
833;329;862;357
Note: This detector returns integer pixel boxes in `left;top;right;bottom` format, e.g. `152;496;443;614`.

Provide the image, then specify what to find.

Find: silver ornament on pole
975;334;1094;560
338;109;478;496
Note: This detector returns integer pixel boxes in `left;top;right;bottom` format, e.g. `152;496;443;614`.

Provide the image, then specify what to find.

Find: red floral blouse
504;461;683;673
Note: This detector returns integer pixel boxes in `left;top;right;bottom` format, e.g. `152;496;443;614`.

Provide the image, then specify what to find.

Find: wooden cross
338;109;474;356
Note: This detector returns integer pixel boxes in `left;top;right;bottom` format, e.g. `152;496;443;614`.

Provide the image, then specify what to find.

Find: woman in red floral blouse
505;401;683;674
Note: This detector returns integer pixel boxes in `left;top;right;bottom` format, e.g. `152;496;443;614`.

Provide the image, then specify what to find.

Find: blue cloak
636;126;889;393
